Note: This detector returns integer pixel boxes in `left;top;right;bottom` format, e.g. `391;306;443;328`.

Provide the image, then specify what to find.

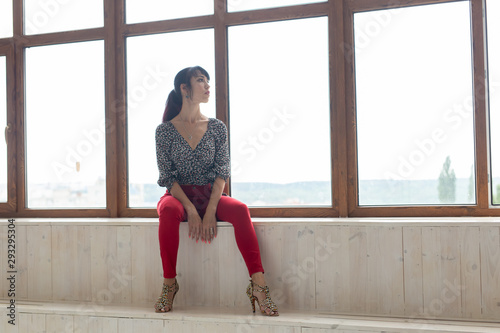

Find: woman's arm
202;177;225;243
169;182;203;242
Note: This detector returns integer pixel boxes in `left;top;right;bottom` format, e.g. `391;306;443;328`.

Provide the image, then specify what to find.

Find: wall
0;218;499;322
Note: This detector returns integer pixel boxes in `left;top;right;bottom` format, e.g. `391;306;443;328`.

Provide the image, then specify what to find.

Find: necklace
180;120;194;140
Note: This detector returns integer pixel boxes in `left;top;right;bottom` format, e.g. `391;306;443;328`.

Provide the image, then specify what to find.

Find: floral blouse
156;118;230;191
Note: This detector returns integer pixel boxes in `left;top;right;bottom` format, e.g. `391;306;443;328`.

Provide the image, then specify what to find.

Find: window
25;41;106;208
487;0;500;204
126;0;213;24
0;56;6;202
0;1;13;38
2;0;498;217
126;29;215;208
228;0;326;12
354;2;475;206
24;0;103;35
228;17;331;206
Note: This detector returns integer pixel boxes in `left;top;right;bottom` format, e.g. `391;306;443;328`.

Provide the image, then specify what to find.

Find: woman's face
185;73;210;104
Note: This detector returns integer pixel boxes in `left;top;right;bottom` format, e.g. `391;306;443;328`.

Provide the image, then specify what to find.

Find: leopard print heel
246;280;279;316
154;279;179;313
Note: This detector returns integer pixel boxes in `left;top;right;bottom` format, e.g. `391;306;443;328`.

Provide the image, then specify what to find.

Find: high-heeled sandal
246;280;279;316
154;279;179;313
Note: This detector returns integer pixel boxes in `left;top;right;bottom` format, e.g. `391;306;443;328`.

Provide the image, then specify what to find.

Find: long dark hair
162;66;210;123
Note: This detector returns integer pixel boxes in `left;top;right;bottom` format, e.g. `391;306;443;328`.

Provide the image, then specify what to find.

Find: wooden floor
1;301;500;333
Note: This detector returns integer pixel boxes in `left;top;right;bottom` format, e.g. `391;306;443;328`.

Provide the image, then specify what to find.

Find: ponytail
162;89;182;122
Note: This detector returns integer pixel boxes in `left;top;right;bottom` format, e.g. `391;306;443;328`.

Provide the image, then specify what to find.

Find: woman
155;66;279;316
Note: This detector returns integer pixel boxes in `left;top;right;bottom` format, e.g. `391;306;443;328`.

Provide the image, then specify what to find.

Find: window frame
116;0;340;218
0;0;497;218
0;45;16;214
344;0;492;217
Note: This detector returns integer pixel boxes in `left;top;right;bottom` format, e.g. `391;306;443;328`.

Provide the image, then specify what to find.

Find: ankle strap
250;280;269;292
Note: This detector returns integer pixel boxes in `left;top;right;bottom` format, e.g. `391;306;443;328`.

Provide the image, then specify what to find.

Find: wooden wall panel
480;227;500;319
459;226;482;318
366;226;405;316
18;313;45;333
421;227;462;318
130;225;163;305
52;225;91;302
1;220;500;322
403;227;424;317
26;226;52;301
315;225;351;313
90;225;132;305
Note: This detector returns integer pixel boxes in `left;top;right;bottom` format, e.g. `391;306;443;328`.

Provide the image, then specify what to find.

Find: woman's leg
157;192;186;279
215;196;264;276
215;196;278;315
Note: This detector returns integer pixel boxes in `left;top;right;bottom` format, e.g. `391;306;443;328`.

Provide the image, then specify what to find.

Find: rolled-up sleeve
211;121;230;181
156;123;177;191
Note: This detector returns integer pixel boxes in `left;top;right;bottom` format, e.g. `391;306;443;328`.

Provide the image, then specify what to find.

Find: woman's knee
217;197;251;221
158;196;185;221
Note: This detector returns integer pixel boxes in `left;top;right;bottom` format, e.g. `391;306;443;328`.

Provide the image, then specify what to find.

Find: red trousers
157;184;264;279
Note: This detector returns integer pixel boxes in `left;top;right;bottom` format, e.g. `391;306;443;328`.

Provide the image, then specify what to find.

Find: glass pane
127;29;215;208
488;0;500;204
25;41;105;208
126;0;213;24
228;0;325;12
228;17;331;207
0;56;7;202
355;2;475;206
0;1;13;38
24;0;103;35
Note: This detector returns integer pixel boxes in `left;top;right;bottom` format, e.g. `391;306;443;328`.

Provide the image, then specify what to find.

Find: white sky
487;0;500;185
24;0;103;35
227;17;330;184
25;41;106;187
0;0;13;38
355;2;476;181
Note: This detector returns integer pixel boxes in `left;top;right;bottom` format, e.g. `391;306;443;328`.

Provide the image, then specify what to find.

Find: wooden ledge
2;301;500;333
6;216;500;227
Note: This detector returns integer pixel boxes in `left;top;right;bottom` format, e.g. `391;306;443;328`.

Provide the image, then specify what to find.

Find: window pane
126;0;213;24
127;29;215;208
24;0;103;35
0;56;7;202
25;41;105;208
228;0;325;12
355;2;475;206
228;17;331;207
488;0;500;204
0;1;13;38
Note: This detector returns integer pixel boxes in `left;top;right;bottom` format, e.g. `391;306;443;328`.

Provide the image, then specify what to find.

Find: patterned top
156;118;230;191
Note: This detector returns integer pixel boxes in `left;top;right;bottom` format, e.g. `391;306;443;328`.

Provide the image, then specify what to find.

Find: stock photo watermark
385;80;500;181
407;278;466;330
5;219;17;326
341;1;403;60
25;0;75;35
232;105;296;177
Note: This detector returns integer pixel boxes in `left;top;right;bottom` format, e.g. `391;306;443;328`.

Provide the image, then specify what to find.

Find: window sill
8;216;500;227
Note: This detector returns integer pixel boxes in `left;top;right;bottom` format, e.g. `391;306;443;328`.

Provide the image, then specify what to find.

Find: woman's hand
202;208;217;244
186;207;203;242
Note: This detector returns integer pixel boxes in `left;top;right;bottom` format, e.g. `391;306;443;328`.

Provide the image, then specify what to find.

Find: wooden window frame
0;45;16;214
0;0;497;218
344;0;495;217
